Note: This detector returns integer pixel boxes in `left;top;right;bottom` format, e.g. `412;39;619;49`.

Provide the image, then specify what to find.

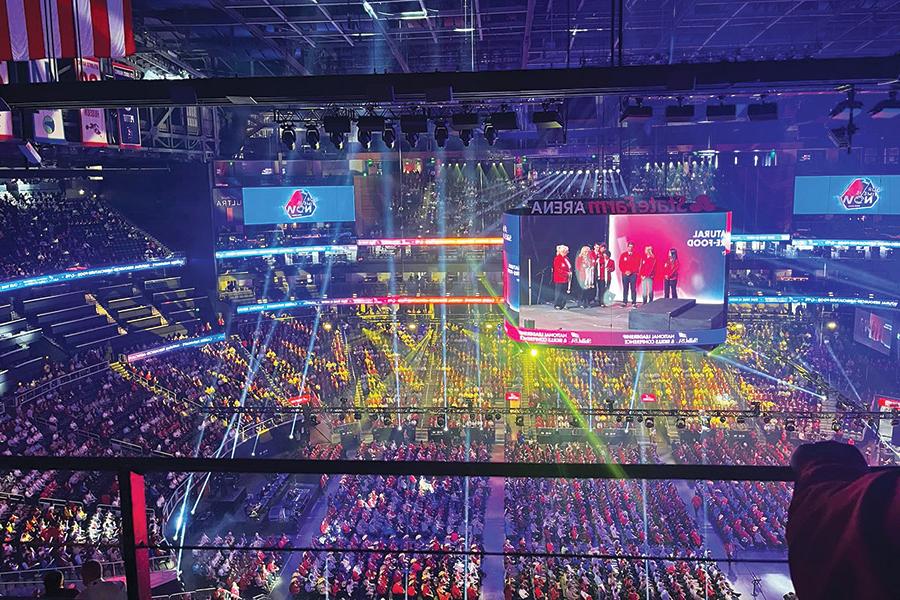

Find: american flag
0;0;135;61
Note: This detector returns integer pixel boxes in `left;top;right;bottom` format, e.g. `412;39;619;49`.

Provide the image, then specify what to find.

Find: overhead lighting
405;132;419;148
382;124;396;149
330;131;344;150
324;115;350;150
399;10;428;20
459;128;472;146
532;104;563;129
665;98;694;124
305;122;320;150
454;27;475;33
483;122;497;146
280;124;296;150
362;0;379;20
620;97;652;123
747;101;778;121
434;121;449;148
830;87;863;120
869;90;900;119
490;107;519;130
400;113;428;134
357;129;372;149
705;100;737;122
451;112;477;146
827;123;858;152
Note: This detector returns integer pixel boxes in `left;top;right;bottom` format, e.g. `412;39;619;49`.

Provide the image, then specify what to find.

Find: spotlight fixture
747;100;778;121
705;97;737;122
829;87;863;120
665;97;694;124
483;122;497;146
827;123;858;152
494;412;502;421
644;417;654;429
869;90;900;119
489;105;519;130
382;124;397;149
620;97;652;123
676;417;686;429
437;415;446;428
357;128;372;149
832;420;841;432
451;110;479;143
280;124;296;150
305;123;320;150
532;103;563;129
324;115;351;150
434;120;449;148
785;420;796;432
458;128;473;146
569;416;579;428
405;132;419;148
615;415;623;423
354;410;362;421
515;415;525;426
310;414;318;426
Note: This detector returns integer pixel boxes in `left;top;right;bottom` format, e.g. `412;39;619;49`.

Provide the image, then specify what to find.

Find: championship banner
112;62;140;148
0;62;12;141
29;60;65;144
75;58;107;147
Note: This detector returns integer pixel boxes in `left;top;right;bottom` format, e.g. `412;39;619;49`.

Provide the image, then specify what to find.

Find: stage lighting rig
323;114;351;150
620;97;652;123
305;122;320;150
434;120;449;148
830;86;863;120
400;112;428;148
280;124;296;150
382;123;397;149
869;90;900;119
483;121;497;146
451;111;478;146
358;129;372;149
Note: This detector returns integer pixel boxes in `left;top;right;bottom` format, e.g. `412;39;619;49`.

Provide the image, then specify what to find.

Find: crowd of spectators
0;189;170;281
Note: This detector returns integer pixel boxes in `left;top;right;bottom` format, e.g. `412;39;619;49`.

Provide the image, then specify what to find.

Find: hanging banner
0;62;13;141
112;62;141;148
29;61;66;144
75;59;108;147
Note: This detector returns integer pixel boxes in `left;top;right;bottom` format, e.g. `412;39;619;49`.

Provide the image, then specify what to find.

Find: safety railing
0;454;890;600
15;361;109;406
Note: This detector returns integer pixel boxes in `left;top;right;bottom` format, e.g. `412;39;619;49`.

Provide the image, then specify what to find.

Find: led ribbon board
125;333;226;363
730;296;899;308
236;296;502;314
0;257;186;293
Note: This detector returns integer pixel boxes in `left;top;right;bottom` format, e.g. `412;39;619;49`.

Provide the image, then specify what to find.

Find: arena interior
0;2;899;600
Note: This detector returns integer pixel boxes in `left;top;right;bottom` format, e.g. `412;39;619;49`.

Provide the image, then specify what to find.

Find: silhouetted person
76;560;126;600
787;441;899;600
43;570;78;599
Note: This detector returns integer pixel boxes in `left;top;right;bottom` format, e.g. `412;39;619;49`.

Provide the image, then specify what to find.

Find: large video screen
853;308;894;355
794;175;900;215
503;210;730;348
242;185;356;225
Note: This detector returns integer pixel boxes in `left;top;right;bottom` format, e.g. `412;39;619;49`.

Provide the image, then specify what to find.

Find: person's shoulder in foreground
787;440;899;600
75;560;127;600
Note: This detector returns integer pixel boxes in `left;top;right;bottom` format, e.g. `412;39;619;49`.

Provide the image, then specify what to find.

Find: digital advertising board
502;201;730;348
242;185;356;225
853;308;894;356
794;175;900;215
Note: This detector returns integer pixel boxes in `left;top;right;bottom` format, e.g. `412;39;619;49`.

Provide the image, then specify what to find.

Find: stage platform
519;299;724;332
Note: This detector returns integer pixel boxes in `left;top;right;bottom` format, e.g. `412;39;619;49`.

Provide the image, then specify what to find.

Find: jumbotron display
503;204;731;348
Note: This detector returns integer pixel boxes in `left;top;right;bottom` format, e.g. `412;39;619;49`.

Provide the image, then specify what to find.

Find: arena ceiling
130;0;900;78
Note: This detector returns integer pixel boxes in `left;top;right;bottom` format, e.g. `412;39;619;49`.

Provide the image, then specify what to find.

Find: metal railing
15;361;109;406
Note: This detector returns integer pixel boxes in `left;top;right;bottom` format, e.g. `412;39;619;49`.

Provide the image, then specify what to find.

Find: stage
520;302;637;331
520;298;725;333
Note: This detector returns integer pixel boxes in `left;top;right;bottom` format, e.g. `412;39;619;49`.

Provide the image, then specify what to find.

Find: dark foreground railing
0;455;889;600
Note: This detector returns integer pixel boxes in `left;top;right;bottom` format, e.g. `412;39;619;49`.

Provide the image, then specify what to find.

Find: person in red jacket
551;244;571;310
787;441;899;600
596;250;615;307
663;248;680;299
638;245;657;304
618;242;640;307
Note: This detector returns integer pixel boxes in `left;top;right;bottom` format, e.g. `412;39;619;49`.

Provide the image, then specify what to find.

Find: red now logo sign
839;178;879;210
640;393;657;403
506;392;521;402
284;189;317;219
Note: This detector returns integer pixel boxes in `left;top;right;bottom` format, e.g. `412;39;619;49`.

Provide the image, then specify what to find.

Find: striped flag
0;0;135;61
